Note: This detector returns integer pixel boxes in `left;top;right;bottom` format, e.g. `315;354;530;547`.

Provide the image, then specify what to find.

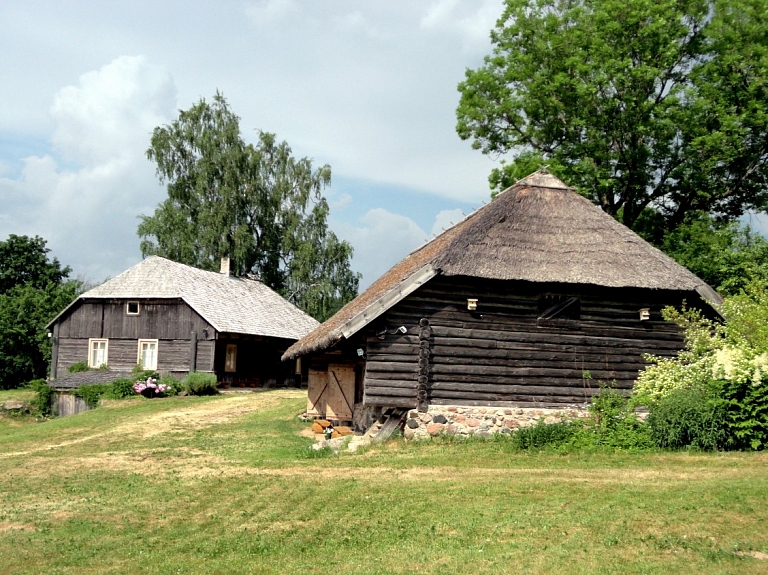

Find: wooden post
417;318;431;412
189;331;197;373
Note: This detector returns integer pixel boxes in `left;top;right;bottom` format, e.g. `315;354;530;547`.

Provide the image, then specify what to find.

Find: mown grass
1;391;767;574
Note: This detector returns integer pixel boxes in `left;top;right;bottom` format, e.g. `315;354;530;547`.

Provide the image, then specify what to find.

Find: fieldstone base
403;405;589;441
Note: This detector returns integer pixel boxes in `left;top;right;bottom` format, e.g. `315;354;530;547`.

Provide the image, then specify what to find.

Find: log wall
362;276;695;408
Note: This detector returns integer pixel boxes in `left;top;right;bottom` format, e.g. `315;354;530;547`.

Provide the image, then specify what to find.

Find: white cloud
334;208;428;289
431;208;466;237
0;56;177;281
50;55;175;166
245;0;299;27
420;0;501;51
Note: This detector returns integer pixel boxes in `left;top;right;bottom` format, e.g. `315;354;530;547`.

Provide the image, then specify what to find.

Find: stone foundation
403;404;589;441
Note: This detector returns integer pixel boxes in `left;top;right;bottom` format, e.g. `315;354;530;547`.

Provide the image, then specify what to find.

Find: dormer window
126;301;140;315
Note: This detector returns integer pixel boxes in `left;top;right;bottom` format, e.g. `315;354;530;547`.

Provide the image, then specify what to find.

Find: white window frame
126;301;140;315
225;344;237;372
88;338;109;368
137;339;159;370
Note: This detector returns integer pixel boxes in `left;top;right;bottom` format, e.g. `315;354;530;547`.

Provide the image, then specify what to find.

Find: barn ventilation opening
538;295;580;327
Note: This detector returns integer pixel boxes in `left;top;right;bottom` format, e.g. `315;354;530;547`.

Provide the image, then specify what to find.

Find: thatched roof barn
283;172;720;427
48;256;318;388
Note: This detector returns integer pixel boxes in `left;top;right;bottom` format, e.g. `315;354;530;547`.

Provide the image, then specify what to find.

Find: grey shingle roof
51;256;319;340
50;370;131;388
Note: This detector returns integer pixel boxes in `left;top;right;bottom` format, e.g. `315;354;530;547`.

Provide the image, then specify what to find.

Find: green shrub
106;378;138;399
182;372;219;396
28;379;53;416
714;377;768;450
509;420;578;450
131;364;159;381
68;361;90;373
73;384;110;409
646;385;728;451
158;375;182;396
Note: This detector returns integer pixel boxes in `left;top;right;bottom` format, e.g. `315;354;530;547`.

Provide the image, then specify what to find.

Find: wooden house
282;172;721;429
48;256;319;386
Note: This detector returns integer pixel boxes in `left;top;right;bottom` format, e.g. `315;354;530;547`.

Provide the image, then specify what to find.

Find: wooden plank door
326;364;355;420
306;368;328;416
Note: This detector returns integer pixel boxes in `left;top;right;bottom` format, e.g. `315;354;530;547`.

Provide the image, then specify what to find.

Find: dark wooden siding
53;298;217;376
362;276;693;408
57;339;89;370
58;299;212;340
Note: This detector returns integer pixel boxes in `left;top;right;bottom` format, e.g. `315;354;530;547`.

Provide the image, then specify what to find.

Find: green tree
0;235;81;388
457;0;768;231
660;212;768;295
138;93;359;321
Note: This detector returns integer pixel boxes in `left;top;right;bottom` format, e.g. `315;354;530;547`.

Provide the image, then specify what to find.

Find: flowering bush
133;377;172;398
634;283;768;449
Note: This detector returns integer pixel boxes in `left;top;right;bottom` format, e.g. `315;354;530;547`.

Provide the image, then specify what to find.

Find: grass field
1;390;767;574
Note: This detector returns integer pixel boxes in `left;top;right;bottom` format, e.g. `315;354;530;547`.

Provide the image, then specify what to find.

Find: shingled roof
282;172;721;360
48;256;319;340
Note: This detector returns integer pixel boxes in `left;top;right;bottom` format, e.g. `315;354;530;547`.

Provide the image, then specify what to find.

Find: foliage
508;419;578;450
107;378;138;399
457;0;768;233
138;92;360;321
28;378;52;416
131;364;159;382
713;377;768;450
508;388;653;451
0;235;82;389
72;384;110;409
660;212;768;295
636;285;768;449
182;372;219;396
157;375;183;396
646;385;729;450
67;361;90;373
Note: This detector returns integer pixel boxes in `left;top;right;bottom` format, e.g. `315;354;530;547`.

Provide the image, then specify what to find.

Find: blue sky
0;1;503;288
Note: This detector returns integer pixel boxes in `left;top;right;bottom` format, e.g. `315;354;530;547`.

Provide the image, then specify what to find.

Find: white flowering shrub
635;284;768;402
635;284;768;450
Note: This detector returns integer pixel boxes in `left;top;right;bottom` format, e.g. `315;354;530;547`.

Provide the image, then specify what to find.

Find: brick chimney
220;257;231;276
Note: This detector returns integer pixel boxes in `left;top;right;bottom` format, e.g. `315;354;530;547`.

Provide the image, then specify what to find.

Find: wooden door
306;369;328;416
326;364;355;420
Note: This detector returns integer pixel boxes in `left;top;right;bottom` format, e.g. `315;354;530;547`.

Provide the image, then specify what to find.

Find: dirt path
0;390;304;459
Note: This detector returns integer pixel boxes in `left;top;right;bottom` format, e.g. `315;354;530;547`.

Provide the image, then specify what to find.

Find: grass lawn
1;390;767;574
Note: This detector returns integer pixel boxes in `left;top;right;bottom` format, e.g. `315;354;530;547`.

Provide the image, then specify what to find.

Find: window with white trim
138;339;158;370
126;301;140;315
225;344;237;372
88;339;108;368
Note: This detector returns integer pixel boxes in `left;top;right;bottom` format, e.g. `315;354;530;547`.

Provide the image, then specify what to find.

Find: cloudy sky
0;0;508;288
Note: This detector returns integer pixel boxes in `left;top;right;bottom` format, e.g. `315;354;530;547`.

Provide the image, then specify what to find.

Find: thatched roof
282;172;720;360
48;256;319;340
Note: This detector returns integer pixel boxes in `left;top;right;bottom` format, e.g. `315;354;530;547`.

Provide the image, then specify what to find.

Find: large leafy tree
0;235;81;388
138;93;359;321
457;0;768;231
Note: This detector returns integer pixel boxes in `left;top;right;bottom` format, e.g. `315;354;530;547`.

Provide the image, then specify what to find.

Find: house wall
52;298;215;377
361;276;695;409
214;336;298;386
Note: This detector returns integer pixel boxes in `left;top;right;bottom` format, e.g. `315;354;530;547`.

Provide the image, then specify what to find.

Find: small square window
127;301;140;315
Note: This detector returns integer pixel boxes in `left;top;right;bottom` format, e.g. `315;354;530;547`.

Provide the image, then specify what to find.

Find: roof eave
282;264;438;361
